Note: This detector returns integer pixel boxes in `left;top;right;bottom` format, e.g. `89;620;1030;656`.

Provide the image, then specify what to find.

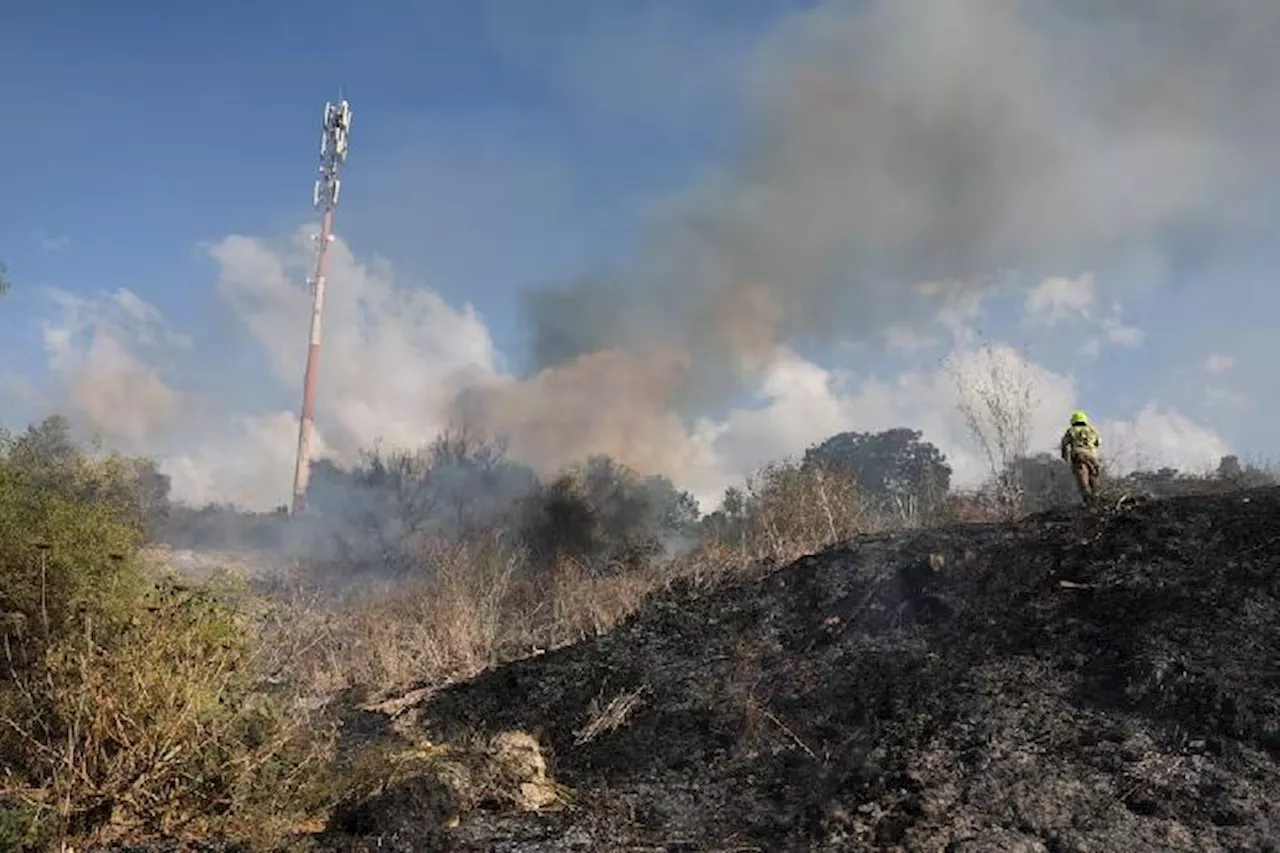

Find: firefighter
1060;410;1101;505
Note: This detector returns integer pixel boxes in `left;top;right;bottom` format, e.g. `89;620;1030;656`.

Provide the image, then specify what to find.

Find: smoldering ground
458;0;1280;478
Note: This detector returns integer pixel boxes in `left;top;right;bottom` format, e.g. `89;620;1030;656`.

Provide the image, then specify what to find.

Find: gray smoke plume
458;0;1280;475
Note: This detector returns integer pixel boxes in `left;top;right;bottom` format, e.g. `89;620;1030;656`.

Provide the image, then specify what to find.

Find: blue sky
1;0;1275;508
0;0;796;363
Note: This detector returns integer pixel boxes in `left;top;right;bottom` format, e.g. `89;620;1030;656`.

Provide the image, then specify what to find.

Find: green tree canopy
803;428;952;508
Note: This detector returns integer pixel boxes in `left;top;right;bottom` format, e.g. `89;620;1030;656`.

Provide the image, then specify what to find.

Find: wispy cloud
32;230;71;253
1206;354;1235;374
1025;273;1095;325
1025;273;1143;357
1204;386;1249;412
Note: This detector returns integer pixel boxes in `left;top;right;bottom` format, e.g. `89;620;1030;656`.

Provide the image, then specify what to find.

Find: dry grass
739;460;866;564
1;578;335;851
266;539;666;701
262;463;998;707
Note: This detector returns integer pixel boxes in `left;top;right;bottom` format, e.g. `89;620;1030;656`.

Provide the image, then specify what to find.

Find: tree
1218;454;1243;481
803;428;952;517
521;455;701;573
0;416;169;534
1215;454;1277;489
949;344;1041;512
7;415;78;472
699;486;747;548
0;261;10;297
1008;453;1078;512
420;426;540;539
308;428;539;540
641;473;701;544
704;456;867;564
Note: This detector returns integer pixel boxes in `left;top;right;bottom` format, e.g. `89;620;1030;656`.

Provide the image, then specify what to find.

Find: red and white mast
290;97;352;516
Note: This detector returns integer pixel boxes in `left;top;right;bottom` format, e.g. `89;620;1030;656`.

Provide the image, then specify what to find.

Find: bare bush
734;458;865;564
949;344;1041;514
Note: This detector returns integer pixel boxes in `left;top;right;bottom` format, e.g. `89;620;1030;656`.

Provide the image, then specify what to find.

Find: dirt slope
343;487;1280;852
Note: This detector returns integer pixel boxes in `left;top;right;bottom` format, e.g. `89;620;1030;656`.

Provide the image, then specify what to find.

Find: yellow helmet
1070;410;1089;425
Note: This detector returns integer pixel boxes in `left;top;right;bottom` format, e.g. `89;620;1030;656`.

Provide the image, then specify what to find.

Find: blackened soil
387;489;1280;851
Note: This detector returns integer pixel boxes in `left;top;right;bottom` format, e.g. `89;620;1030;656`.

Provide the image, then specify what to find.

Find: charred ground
328;486;1280;852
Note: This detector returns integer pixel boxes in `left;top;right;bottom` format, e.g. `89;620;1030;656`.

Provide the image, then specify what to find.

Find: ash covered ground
326;486;1280;852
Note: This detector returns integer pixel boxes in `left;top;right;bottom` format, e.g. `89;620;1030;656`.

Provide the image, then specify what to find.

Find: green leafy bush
0;417;332;850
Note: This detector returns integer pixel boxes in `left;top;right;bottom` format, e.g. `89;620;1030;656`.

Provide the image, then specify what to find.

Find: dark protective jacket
1061;424;1100;461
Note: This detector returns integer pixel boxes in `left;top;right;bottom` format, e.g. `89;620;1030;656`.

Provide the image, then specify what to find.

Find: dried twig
574;686;648;745
755;703;818;762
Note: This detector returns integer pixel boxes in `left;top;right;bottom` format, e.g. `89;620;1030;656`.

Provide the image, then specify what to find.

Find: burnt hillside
348;487;1280;852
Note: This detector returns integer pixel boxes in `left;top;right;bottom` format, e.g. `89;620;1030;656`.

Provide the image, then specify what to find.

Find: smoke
39;288;189;443
17;0;1262;516
209;230;503;465
462;0;1280;474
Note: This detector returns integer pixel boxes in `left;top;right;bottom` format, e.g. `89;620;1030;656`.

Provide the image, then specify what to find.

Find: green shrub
0;418;333;850
0;422;147;651
0;802;48;853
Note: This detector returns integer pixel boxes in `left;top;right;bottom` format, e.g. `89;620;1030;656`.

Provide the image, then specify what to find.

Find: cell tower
290;97;352;517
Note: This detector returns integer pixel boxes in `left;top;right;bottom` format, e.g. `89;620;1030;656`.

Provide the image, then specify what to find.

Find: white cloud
882;322;939;355
915;280;988;346
678;341;1228;509
1101;404;1230;475
25;234;505;510
31;229;71;253
1025;274;1143;356
1101;307;1143;348
1079;312;1143;358
678;342;1079;506
1205;354;1235;374
1025;273;1095;325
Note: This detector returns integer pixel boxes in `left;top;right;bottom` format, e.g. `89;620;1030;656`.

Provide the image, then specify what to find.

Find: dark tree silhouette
521;455;701;574
1007;453;1078;512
